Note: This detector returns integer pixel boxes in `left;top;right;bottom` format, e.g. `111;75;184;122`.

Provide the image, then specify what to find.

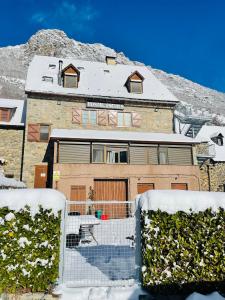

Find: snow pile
139;190;225;213
0;188;66;216
186;292;225;300
58;284;147;300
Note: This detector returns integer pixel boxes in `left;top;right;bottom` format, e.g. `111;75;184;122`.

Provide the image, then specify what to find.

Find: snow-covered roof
51;128;200;144
0;174;26;189
25;55;179;104
197;125;225;162
0;98;25;126
139;190;225;213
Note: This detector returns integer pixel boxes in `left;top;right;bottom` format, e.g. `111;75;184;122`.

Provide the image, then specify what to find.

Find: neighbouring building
23;55;201;204
0;98;25;181
196;125;225;192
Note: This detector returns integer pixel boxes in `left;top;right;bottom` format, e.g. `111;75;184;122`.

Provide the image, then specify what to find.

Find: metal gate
61;200;137;287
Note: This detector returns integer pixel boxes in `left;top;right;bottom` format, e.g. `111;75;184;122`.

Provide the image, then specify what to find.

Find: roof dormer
211;132;224;146
62;64;80;88
126;71;144;94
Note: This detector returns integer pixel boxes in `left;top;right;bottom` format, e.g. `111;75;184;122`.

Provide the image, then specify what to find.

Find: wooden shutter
132;112;141;127
168;147;192;165
97;110;108;126
108;110;117;126
137;183;154;194
171;183;188;190
72;109;82;124
27;124;40;142
59;143;90;163
70;185;86;214
0;108;11;122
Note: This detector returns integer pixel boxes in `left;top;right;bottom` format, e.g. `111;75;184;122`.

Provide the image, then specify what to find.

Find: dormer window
211;133;224;146
0;108;12;122
62;64;80;88
126;71;144;94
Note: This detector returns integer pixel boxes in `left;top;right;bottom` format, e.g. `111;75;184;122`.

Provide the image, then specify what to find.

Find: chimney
106;56;117;65
58;60;63;85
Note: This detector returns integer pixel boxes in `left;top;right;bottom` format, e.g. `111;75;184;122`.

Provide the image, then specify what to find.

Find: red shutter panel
27;124;40;142
97;110;108;126
108;111;117;126
132;112;141;127
72;109;82;124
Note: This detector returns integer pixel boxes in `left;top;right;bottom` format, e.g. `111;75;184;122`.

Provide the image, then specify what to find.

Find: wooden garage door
137;183;155;194
171;183;188;190
34;165;48;188
94;180;127;219
70;185;86;215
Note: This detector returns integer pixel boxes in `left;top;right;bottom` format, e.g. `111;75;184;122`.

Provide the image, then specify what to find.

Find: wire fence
62;200;136;287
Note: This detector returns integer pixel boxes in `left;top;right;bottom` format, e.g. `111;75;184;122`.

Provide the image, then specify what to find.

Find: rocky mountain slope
0;29;224;124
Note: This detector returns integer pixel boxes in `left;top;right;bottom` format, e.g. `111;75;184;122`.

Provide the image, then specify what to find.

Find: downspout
207;164;211;192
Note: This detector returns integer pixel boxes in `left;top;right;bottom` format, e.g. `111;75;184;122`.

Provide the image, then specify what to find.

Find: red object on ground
101;214;109;220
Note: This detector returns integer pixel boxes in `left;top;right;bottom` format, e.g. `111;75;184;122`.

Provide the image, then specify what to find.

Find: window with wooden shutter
97;110;108;126
0;108;11;122
132;112;141;127
27;124;40;142
72;109;82;124
108;111;117;126
59;142;91;163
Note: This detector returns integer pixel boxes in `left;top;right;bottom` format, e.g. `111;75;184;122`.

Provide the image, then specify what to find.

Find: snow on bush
0;189;66;293
140;190;225;295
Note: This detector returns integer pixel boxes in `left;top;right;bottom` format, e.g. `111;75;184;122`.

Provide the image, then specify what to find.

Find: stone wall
0;127;24;180
23;96;175;187
200;160;225;192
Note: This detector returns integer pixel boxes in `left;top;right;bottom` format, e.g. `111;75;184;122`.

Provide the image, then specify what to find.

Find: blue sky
1;0;225;92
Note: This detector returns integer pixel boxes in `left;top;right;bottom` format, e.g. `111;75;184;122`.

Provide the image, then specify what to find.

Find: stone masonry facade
23;95;174;187
0;127;24;180
200;160;225;192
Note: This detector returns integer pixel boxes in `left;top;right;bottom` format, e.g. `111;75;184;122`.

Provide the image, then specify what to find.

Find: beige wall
0;127;24;180
23;96;174;187
53;163;201;200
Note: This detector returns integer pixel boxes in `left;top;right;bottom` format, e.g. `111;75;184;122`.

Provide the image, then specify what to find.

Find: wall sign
86;101;124;110
53;170;60;181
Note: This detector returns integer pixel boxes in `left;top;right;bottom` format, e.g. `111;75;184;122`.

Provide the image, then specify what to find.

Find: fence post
135;197;142;283
58;199;67;285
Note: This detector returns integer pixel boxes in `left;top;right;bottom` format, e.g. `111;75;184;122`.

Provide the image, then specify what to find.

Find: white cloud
30;1;99;36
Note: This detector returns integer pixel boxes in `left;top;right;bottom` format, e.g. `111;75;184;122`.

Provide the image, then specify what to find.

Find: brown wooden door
171;183;188;190
34;165;48;188
70;185;86;215
94;180;127;219
137;183;155;194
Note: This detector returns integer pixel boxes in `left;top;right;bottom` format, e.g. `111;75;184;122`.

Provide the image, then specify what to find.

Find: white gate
61;200;138;287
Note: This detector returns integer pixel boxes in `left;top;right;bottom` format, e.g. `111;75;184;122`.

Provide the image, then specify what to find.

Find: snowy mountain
0;29;224;124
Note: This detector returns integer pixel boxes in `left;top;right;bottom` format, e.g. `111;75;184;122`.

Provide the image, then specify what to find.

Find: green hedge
0;206;61;293
141;208;225;295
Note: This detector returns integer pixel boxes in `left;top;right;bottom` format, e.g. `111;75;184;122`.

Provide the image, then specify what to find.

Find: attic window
62;64;80;88
42;76;53;83
211;133;224;146
0;108;12;122
106;56;116;65
104;70;110;73
126;71;144;94
77;67;84;70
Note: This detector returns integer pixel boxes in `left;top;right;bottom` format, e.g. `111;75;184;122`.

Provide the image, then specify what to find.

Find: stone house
196;125;225;192
0;98;25;181
23;55;201;203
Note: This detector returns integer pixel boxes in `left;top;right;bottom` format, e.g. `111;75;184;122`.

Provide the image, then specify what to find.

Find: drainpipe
207;164;211;192
58;60;63;86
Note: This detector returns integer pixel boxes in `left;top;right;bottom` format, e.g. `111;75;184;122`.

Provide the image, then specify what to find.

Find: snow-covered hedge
140;190;225;295
0;189;66;293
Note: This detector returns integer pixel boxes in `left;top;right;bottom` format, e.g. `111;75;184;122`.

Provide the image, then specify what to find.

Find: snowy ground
63;217;136;286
